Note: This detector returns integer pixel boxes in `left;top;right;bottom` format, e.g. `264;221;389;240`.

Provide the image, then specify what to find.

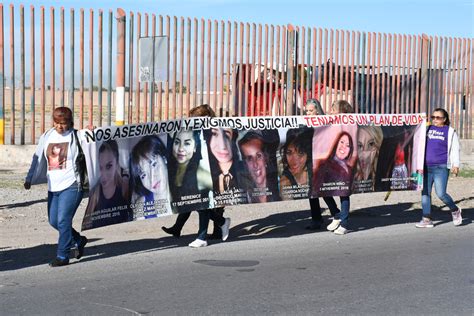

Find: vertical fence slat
9;4;14;144
311;28;317;99
354;31;361;112
401;35;407;113
69;9;74;115
212;20;218;113
375;32;381;113
143;14;149;121
308;27;314;102
50;7;55;111
269;25;275;116
407;35;413;113
244;22;250;117
79;8;84;128
322;29;328;110
218;20;225;115
179;16;185;117
350;31;356;106
20;5;25;144
192;18;197;109
186;17;191;115
256;24;262;116
250;23;256;116
344;31;350;101
40;6;45;133
279;25;286;115
206;19;211;108
224;21;230;115
237;22;244;116
274;26;280;114
468;39;473;138
317;28;323;104
381;33;387;114
128;12;133;124
414;35;421;113
364;32;370;113
98;10;102;126
88;9;93;126
30;5;35;143
333;29;339;106
107;10;112;126
135;13;141;122
263;24;269;115
199;18;204;107
157;15;164;120
60;7;64;108
370;33;376;113
409;35;416;113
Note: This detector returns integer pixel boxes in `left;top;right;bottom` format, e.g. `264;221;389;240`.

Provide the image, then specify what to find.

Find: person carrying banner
305;98;325;116
24;107;88;267
416;108;462;228
304;98;341;230
320;100;355;235
83;140;131;229
162;104;231;247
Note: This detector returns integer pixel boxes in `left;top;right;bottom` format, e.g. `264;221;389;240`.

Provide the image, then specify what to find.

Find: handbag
73;129;89;193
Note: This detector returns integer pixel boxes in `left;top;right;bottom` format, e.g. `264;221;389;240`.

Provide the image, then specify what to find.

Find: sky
7;0;473;38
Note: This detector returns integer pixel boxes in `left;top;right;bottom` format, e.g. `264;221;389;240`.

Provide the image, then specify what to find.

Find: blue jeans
48;182;84;259
421;164;457;218
335;196;350;228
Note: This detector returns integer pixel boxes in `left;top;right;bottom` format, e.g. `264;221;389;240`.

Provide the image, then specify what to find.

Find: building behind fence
0;4;472;145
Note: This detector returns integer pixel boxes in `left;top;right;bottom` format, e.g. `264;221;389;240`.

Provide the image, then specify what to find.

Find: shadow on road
1;199;471;272
0;198;48;210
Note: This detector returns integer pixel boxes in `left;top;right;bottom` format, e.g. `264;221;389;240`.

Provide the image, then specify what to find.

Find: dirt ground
0;168;473;252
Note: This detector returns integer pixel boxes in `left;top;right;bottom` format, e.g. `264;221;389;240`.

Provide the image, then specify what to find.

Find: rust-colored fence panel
0;4;472;144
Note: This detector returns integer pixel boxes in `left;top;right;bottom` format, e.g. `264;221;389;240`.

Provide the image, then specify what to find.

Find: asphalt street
1;199;473;315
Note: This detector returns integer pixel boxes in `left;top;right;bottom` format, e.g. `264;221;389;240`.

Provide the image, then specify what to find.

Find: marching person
416;108;462;228
24;107;88;267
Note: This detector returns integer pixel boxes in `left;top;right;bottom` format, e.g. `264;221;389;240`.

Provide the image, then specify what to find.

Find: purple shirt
426;125;449;166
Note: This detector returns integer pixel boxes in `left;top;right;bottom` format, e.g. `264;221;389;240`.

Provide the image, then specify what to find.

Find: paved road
1;198;473;315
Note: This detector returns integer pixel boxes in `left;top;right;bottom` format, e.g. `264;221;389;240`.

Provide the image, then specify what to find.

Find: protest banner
79;113;426;230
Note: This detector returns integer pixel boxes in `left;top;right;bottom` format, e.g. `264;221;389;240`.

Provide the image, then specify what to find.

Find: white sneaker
452;208;462;226
333;226;348;235
327;219;341;231
221;218;231;241
189;239;208;248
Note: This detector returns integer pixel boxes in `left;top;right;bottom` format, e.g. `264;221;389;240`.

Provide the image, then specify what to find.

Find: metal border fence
0;4;472;144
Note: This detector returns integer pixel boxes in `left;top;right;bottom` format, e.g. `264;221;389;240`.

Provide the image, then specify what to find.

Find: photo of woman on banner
167;128;213;214
82;140;132;230
352;125;384;193
311;126;358;198
129;135;172;219
279;127;314;200
374;126;419;192
204;127;247;205
238;129;280;203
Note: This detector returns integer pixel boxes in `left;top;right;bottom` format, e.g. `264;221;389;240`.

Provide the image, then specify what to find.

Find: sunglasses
430;115;445;120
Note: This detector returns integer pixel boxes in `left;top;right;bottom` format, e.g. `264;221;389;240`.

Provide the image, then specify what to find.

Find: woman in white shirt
24;107;88;267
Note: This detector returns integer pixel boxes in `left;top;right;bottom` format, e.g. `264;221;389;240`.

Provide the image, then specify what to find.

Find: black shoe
75;236;88;259
49;257;69;267
305;222;323;230
161;226;181;238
